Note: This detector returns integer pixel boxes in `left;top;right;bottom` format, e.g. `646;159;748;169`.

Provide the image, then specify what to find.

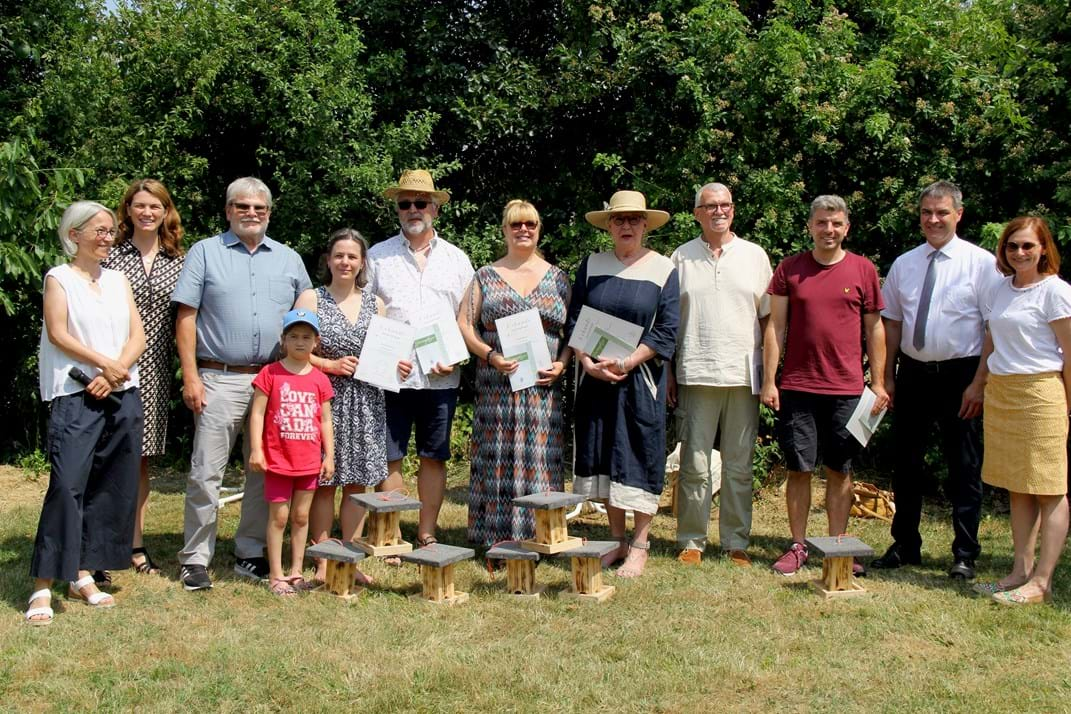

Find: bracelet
616;357;628;372
486;348;497;363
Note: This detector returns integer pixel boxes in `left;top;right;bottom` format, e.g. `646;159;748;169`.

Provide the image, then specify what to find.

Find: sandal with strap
285;575;314;593
68;575;116;608
25;588;53;627
92;570;112;589
131;546;161;575
415;535;438;548
269;577;298;597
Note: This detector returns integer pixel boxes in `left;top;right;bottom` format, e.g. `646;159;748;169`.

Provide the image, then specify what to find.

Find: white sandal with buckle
25;588;54;626
68;575;115;608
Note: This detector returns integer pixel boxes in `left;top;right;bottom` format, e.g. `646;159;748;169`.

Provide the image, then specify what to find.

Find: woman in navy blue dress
566;191;679;578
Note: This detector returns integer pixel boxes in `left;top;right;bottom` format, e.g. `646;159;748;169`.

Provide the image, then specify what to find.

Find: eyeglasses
610;215;645;227
509;221;538;230
1006;241;1039;253
397;200;431;210
230;201;269;215
79;227;118;239
699;202;734;214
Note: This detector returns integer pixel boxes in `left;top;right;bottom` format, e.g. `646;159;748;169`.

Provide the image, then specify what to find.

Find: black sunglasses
397;200;431;210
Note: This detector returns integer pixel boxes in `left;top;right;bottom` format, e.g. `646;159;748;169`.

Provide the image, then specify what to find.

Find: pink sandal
269;577;297;597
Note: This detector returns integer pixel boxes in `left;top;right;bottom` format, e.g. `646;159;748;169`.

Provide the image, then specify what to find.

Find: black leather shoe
948;559;976;580
870;544;922;570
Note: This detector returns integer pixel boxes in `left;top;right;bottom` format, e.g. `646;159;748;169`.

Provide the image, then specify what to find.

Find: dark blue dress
565;251;679;514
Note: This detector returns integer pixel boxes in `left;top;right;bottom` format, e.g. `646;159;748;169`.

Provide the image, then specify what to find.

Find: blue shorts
777;389;861;474
384;388;458;462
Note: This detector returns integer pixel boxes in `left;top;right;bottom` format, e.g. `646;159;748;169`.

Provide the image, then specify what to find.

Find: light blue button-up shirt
172;231;312;365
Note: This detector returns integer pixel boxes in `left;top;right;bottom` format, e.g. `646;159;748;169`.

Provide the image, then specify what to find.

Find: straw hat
585;190;670;231
382;169;450;205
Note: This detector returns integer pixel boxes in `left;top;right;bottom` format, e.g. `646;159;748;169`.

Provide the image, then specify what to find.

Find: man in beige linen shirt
670;183;773;566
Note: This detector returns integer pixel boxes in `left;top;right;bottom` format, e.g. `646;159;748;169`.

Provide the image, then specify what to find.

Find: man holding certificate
565;190;680;579
761;195;889;577
670;182;773;568
458;200;570;546
366;170;474;548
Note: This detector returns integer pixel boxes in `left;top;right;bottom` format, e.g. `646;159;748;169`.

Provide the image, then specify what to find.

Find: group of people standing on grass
23;170;1070;624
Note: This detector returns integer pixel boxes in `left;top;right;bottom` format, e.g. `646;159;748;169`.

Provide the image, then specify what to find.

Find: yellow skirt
982;372;1068;495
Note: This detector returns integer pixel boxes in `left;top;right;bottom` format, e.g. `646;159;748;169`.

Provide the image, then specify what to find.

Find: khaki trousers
676;385;758;552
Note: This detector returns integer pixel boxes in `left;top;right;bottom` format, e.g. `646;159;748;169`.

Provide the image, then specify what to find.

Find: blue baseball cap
282;309;320;335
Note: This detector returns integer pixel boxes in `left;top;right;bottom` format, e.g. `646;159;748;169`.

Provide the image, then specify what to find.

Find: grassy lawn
2;462;1070;713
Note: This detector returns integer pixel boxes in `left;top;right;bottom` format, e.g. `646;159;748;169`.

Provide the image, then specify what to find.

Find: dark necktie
912;251;938;351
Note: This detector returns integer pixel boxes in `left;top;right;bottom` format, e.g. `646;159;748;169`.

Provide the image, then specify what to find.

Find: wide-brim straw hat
585;190;670;231
382;169;450;204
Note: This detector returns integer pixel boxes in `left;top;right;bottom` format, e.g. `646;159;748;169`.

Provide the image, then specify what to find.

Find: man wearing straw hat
366;170;474;549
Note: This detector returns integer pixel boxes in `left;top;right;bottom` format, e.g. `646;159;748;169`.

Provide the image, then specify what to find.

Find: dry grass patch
2;464;1070;712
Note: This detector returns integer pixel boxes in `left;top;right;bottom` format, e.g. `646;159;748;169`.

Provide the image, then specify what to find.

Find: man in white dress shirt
669;183;772;567
872;181;1002;579
366;170;474;547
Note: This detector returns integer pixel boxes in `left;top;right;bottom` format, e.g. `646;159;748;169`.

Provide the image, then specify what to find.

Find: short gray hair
694;182;732;208
57;201;116;257
809;194;849;220
919;180;962;210
226;177;273;209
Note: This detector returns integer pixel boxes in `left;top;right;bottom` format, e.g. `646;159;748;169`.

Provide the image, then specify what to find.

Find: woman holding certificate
295;228;410;580
565;190;679;578
458;200;571;545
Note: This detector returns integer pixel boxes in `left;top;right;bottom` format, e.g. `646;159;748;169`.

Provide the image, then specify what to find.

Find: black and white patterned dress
102;240;183;456
315;286;389;486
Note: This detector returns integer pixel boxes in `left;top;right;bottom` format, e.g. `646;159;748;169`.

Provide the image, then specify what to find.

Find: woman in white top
967;216;1071;605
25;202;146;626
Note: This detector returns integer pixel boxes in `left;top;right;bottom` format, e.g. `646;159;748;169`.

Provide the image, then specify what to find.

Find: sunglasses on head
397;200;431;210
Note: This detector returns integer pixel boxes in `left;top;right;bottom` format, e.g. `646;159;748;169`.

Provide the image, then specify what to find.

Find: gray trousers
676;385;759;552
178;370;266;567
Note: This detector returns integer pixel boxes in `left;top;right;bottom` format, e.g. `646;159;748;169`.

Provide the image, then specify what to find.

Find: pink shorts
263;471;319;503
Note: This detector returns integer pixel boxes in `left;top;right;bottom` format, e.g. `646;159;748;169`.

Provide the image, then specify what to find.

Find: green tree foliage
1;0;1069;460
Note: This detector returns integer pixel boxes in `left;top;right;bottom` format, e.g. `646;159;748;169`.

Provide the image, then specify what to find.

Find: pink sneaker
771;542;808;576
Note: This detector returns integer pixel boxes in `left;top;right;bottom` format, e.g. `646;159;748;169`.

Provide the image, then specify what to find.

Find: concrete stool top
306;540;368;564
512;491;587;510
486;542;540;561
400;544;475;568
552;540;619;559
350;491;421;512
805;536;874;559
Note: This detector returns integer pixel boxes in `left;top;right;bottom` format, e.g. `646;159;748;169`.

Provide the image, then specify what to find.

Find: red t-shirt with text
768;251;883;395
252;362;334;476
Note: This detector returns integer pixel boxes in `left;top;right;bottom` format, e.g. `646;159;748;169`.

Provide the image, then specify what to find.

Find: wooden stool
350;491;421;556
305;540;368;601
400;544;475;605
555;540;617;603
486;542;543;599
513;492;587;555
805;536;875;599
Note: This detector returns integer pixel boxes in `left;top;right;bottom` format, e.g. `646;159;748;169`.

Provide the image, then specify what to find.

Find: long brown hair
116;178;185;257
995;216;1060;277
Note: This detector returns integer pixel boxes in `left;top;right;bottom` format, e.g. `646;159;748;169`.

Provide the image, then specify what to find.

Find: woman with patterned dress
458;200;570;545
296;228;412;583
101;179;185;578
565;190;680;578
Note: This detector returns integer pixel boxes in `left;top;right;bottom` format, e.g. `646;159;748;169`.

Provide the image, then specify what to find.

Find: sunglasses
509;221;538;230
397;200;431;210
1006;241;1039;253
230;201;269;214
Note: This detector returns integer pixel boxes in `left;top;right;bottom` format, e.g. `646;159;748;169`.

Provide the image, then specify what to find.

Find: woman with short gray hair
25;201;146;625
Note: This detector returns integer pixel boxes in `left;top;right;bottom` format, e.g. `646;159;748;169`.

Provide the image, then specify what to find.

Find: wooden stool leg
325;561;356;597
563;556;614;603
549;508;567;545
386;511;400;546
534;510;551;544
506;560;536;595
422;563;456;602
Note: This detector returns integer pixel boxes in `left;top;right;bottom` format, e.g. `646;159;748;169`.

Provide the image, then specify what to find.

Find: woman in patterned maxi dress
102;179;185;577
297;229;410;582
458;201;571;545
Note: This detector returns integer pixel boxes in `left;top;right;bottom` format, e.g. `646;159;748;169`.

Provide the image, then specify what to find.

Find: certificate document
847;386;888;446
567;305;643;361
413;307;469;375
496;309;552;392
355;315;416;393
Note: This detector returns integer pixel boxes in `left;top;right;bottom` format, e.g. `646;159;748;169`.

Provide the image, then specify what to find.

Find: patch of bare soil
0;465;47;509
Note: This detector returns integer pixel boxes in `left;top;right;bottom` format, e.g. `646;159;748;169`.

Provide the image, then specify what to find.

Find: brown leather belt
197;359;263;375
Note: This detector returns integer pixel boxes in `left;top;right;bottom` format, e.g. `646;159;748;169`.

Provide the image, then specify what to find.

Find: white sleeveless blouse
38;263;140;401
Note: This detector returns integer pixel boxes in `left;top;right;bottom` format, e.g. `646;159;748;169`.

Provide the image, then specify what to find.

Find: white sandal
68;575;115;608
25;588;53;626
